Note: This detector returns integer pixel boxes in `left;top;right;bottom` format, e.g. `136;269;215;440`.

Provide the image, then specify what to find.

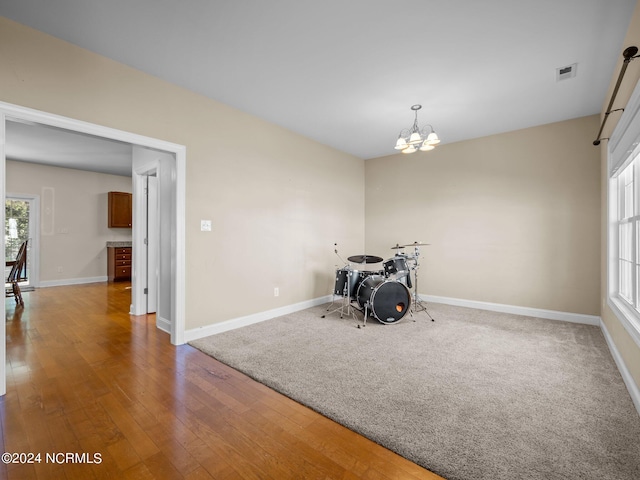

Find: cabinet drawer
115;259;131;267
115;248;131;255
115;254;131;261
114;266;131;278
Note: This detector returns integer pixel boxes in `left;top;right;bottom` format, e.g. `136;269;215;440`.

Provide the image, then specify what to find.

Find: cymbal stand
409;246;435;321
323;244;360;321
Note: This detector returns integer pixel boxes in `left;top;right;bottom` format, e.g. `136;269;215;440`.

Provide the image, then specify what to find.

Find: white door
131;145;176;336
146;175;159;314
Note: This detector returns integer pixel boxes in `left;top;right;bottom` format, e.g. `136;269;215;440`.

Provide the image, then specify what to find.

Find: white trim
185;292;640;417
185;293;601;342
1;111;7;396
39;276;108;287
0;100;187;347
156;316;171;335
184;295;332;342
607;297;640;347
174;148;186;345
600;319;640;417
421;294;601;325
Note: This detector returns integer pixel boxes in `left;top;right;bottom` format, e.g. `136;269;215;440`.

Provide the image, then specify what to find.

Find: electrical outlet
200;220;212;232
274;287;279;297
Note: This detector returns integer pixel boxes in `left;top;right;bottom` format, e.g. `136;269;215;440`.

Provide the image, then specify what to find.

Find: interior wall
5;159;132;283
0;17;365;329
599;0;640;392
365;115;601;316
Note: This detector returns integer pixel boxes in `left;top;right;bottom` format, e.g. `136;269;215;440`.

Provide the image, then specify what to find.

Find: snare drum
334;268;382;298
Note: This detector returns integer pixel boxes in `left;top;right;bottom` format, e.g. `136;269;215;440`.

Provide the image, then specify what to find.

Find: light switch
200;220;212;232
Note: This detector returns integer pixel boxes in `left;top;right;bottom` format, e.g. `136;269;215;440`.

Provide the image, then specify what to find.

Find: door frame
5;193;40;288
0;101;187;396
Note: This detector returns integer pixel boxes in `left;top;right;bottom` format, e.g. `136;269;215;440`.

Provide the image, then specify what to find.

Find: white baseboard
184;295;332;343
183;291;639;416
39;276;108;288
156;316;171;335
421;294;601;325
186;293;600;343
600;320;640;417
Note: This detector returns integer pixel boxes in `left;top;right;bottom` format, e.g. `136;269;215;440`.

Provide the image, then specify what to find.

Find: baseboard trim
39;276;108;288
184;295;333;343
421;294;601;326
183;290;639;416
600;319;640;417
156;316;171;335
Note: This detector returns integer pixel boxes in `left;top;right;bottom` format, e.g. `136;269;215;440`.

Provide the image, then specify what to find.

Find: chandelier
394;104;440;154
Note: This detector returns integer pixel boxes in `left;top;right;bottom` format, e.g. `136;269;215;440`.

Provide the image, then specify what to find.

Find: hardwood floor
2;282;444;479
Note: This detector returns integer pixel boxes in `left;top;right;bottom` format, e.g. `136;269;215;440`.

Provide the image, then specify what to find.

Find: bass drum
356;275;411;324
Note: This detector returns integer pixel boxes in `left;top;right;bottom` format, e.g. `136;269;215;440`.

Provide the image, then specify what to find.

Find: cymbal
390;244;405;250
403;242;431;247
347;254;383;264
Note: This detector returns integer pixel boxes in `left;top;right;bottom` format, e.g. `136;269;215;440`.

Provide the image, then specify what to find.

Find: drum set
326;242;435;326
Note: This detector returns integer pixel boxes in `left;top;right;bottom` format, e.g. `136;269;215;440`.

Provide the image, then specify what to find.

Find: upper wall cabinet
108;191;132;228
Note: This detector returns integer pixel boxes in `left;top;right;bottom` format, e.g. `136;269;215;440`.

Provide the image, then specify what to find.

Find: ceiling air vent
556;63;577;81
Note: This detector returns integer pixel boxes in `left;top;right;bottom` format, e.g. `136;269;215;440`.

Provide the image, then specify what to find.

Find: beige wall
599;1;640;390
0;17;365;329
6;160;133;283
366;115;601;316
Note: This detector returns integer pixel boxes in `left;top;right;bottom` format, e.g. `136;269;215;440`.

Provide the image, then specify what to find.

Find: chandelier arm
397;128;412;138
394;105;439;153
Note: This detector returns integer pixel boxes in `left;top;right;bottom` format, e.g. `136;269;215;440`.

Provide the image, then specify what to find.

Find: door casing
0;101;187;398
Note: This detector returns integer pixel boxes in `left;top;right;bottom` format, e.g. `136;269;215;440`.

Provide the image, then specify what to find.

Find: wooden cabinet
108;191;132;228
107;247;131;282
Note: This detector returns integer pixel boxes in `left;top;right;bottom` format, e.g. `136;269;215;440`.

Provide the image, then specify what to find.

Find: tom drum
383;256;409;277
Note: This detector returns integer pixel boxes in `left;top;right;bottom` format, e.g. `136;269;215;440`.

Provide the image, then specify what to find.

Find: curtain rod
593;46;639;145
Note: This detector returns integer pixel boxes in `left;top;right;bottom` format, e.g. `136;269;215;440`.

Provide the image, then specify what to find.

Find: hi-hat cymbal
391;244;405;250
403;242;431;247
347;254;383;264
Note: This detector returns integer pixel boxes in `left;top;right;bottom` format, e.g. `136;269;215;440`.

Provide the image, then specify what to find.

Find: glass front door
5;198;33;288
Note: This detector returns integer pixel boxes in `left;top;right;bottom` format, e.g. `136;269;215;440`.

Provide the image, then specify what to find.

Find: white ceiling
0;0;636;172
6;121;133;177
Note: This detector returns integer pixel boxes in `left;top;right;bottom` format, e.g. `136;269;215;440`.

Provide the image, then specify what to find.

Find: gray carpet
189;302;640;480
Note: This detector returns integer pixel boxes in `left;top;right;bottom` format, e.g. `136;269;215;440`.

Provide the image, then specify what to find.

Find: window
608;78;640;347
616;159;639;308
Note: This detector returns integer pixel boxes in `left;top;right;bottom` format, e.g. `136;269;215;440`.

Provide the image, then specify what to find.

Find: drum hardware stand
323;244;361;321
356;303;371;328
324;287;360;321
323;266;360;321
408;266;434;321
404;243;435;322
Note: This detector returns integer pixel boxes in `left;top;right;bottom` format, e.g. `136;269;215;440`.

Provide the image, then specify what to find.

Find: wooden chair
5;240;28;306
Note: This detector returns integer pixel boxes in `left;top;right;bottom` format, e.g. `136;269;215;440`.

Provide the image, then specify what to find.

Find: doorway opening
1;101;186;397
